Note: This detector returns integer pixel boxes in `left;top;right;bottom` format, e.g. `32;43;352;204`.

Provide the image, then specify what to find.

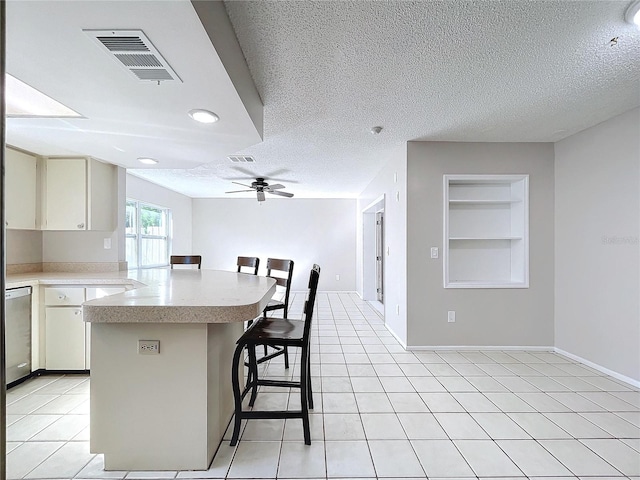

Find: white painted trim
385;324;407;350
368;300;384;315
362;194;386;214
407;345;553;351
554;348;640;389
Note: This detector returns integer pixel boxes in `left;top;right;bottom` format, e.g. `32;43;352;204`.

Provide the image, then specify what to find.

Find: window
126;200;171;268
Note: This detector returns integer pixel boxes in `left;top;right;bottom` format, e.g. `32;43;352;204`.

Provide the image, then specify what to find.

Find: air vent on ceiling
228;155;255;163
84;29;182;83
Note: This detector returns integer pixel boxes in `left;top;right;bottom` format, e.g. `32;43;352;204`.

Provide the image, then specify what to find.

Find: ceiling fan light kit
225;177;294;202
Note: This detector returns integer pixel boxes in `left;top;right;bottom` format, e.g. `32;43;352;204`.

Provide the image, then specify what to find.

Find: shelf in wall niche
449;236;523;241
443;174;529;289
447;280;529;289
448;199;521;205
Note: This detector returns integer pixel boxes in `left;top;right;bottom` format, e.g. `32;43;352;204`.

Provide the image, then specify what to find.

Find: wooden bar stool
258;258;294;367
230;264;320;446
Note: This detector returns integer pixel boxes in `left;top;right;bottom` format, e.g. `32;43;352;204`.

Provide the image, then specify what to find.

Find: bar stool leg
300;344;311;445
306;342;313;410
248;345;259;407
230;342;245;446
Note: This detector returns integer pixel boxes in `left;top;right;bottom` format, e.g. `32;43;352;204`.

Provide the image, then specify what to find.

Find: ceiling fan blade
225;189;255;193
257;191;266;202
266;183;285;190
268;190;294;198
231;166;259;177
264;168;290;178
232;181;253;188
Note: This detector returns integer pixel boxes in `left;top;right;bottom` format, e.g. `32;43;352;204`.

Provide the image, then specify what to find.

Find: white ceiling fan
225;177;294;202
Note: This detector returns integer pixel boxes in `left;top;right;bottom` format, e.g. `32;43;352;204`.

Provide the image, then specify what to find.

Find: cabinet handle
74;310;81;316
77;223;85;229
58;294;66;300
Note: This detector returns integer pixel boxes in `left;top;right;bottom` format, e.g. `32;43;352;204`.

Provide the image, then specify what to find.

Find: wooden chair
237;256;259;275
258;258;294;367
170;255;202;269
230;264;320;446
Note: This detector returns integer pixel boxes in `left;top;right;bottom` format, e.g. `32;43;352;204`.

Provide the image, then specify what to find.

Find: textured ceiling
7;1;640;199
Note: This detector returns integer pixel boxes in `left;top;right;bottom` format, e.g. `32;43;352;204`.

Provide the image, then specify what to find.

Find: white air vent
84;29;182;83
228;156;255;163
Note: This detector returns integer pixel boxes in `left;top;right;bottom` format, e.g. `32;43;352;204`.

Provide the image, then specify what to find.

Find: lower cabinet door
45;307;86;370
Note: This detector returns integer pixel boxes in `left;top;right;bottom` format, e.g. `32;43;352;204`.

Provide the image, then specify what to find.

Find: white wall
406;142;555;348
127;173;193;257
6;230;42;265
357;147;408;345
555;107;640;382
191;198;357;291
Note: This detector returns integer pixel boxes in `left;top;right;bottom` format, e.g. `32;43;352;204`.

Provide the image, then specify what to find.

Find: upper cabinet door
6;148;38;230
44;158;87;230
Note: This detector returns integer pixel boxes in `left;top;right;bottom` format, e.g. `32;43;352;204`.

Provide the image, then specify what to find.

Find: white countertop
6;270;144;289
7;269;277;324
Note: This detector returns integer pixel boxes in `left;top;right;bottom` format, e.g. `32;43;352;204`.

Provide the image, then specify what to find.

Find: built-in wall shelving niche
443;174;529;289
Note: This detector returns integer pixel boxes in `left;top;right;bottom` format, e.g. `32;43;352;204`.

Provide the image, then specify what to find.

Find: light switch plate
430;247;438;259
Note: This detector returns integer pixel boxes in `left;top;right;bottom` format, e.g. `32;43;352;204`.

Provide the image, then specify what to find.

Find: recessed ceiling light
188;109;219;124
5;74;82;118
137;157;158;165
370;126;383;134
625;0;640;26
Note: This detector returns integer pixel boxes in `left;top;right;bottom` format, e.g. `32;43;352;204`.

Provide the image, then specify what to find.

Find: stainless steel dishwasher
5;286;32;386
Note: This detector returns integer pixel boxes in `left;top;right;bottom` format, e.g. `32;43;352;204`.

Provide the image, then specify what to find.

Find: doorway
362;195;385;315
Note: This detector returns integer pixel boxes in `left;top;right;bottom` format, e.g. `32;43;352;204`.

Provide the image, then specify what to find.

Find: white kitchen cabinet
43;157;117;231
6;148;38;230
45;306;86;370
43;285;125;370
444;174;529;288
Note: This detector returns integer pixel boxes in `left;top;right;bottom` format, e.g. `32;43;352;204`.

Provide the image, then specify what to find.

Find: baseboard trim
554;348;640;389
407;345;554;351
385;324;407;349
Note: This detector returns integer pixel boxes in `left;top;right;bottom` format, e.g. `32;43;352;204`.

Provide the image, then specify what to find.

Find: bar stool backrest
170;255;202;269
265;258;294;313
237;256;260;275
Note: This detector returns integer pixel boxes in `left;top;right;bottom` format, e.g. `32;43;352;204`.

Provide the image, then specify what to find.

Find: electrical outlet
103;238;112;249
430;247;438;259
336;274;340;281
138;340;160;354
447;311;456;323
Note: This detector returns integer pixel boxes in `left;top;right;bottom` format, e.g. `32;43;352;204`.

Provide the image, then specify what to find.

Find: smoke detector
84;29;182;83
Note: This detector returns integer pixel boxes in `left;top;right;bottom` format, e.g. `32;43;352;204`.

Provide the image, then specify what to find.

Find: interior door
375;211;384;303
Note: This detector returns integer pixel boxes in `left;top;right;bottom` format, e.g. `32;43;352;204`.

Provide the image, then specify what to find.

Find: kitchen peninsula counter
37;268;278;472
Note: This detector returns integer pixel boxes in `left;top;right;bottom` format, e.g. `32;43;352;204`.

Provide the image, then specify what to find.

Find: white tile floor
5;292;640;479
